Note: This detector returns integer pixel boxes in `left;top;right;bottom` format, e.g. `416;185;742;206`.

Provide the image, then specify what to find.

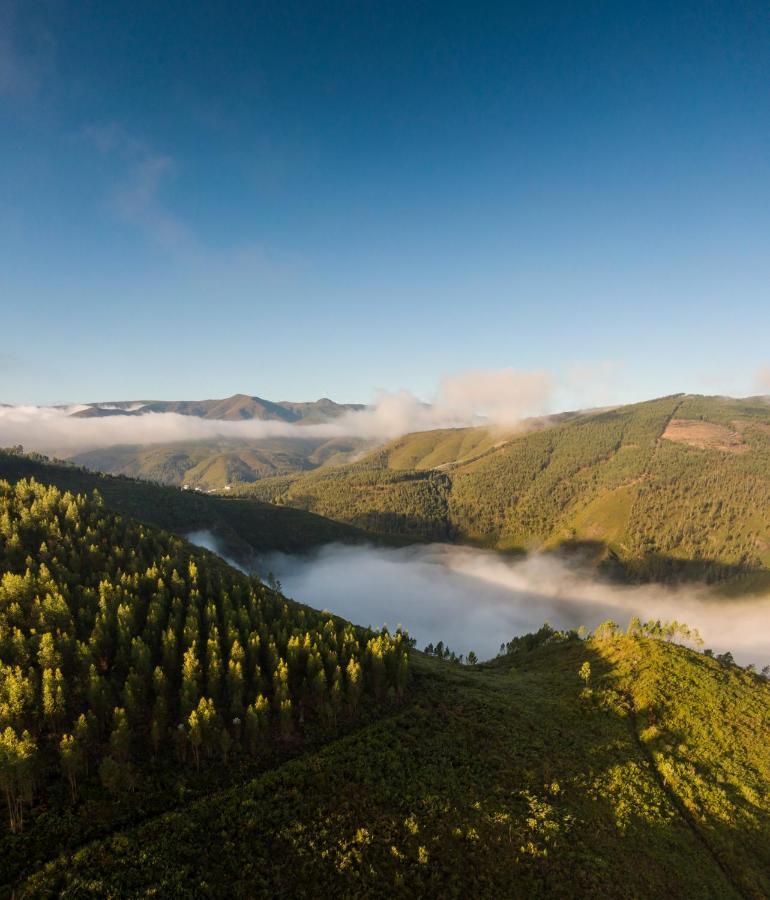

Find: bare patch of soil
662;419;748;453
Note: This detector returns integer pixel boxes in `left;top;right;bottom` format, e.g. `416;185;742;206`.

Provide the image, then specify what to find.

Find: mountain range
70;393;365;422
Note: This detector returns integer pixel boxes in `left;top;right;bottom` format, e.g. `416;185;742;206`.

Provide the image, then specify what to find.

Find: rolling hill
12;621;770;897
0;449;383;564
71;436;370;490
0;479;408;892
238;394;770;586
1;469;768;897
71;394;365;422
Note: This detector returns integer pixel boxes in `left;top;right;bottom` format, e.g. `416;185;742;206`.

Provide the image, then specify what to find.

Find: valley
2;405;769;896
6;4;770;893
253;541;770;667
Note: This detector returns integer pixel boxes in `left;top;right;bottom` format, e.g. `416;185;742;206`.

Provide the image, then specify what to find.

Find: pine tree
59;731;86;803
109;707;132;763
42;666;66;729
227;659;244;719
278;697;293;737
181;643;202;718
187;708;203;769
0;727;37;833
346;658;362;713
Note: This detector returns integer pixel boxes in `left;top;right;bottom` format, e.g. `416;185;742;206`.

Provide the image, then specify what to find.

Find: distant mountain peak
69;394;366;423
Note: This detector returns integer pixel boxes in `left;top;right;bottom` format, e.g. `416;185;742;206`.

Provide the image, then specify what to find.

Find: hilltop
70;394;365;422
239;394;770;586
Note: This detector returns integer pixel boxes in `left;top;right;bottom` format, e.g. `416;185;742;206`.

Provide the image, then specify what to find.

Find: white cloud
0;368;555;455
434;369;551;428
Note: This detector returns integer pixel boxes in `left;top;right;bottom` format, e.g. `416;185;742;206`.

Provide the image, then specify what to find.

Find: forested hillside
1;476;769;897
0;480;408;889
71;436;369;490
0;449;380;564
241;395;770;585
15;625;770;898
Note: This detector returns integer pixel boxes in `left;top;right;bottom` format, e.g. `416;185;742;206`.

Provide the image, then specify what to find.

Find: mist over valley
187;533;770;668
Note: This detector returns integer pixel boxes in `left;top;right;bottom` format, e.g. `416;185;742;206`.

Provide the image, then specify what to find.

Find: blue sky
2;0;769;408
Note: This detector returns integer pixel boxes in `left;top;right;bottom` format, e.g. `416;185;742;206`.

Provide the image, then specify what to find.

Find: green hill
1;476;769;897
16;627;770;898
240;395;770;586
71;436;369;490
72;394;365;422
0;449;380;563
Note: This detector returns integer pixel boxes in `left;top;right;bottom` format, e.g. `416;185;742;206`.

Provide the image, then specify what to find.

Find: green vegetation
37;393;770;588
240;395;770;586
0;479;408;889
71;435;368;490
0;448;386;563
253;453;456;541
1;474;769;896
15;623;770;898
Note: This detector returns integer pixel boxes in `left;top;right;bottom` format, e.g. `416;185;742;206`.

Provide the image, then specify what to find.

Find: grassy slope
21;637;770;898
242;395;770;583
0;451;379;560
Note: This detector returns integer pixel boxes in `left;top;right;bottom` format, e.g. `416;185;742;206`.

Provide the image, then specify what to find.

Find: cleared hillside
241;395;770;585
18;632;770;898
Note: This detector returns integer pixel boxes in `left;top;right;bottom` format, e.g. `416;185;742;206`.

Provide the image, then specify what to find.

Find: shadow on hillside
550;537;770;591
572;641;770;899
350;511;454;542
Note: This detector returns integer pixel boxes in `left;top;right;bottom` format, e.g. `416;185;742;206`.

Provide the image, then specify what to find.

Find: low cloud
264;543;770;667
434;369;550;428
0;368;554;455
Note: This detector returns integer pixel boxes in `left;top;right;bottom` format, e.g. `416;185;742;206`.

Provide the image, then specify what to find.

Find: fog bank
261;543;770;667
0;368;551;454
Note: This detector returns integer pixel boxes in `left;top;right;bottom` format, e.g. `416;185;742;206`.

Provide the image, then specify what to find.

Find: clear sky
2;0;769;407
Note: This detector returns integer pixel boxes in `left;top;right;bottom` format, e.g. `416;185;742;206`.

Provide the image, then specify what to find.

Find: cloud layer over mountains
0;368;552;454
